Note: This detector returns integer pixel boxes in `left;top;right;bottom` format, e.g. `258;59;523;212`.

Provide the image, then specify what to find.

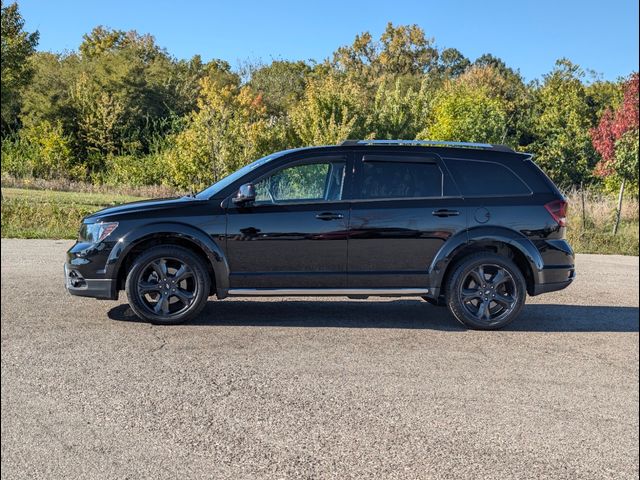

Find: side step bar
227;288;429;297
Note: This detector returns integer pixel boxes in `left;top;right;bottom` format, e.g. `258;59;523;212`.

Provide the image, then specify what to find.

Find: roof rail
339;139;515;153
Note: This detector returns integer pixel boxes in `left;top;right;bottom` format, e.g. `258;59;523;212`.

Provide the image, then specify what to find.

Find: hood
85;196;199;221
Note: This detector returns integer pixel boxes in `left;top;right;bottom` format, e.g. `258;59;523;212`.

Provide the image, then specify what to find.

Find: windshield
195;149;299;200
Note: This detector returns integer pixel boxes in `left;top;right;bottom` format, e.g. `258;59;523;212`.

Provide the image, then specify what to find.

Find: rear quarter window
445;158;532;196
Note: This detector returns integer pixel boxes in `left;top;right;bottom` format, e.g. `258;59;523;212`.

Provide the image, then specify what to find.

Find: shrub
1;133;36;178
1;121;81;179
93;153;170;187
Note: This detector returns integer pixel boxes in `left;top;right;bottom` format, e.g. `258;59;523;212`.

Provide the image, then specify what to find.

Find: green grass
1;187;638;255
1;187;145;239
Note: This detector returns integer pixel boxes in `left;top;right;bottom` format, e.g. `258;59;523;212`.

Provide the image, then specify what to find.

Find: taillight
545;200;567;227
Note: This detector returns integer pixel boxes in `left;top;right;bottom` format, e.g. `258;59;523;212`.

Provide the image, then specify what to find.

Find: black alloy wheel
136;257;196;316
125;246;210;324
458;264;517;322
446;253;526;330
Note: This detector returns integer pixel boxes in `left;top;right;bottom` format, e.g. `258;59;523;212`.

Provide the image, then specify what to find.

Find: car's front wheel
125;245;210;325
446;253;526;330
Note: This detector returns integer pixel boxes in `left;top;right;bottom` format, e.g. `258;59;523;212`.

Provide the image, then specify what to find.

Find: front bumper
64;263;117;299
65;238;119;300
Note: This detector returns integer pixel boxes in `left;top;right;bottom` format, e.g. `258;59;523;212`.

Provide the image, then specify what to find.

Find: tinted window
357;161;443;199
254;161;345;203
446;159;531;196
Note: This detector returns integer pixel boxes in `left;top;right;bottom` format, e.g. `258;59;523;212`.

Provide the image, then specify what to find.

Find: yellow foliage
291;75;365;145
16;120;80;178
163;78;282;191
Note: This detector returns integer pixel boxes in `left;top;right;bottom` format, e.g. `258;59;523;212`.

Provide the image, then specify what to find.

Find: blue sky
18;0;639;81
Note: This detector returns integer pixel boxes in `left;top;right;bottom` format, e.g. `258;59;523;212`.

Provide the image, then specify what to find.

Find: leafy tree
367;78;421;139
166;78;278;190
418;81;508;143
1;1;39;134
71;73;126;161
585;79;623;119
332;23;438;84
1;120;76;179
378;23;438;76
591;73;639;234
455;64;530;145
291;75;366;145
332;31;377;81
436;48;471;79
249;60;311;116
77;27;208;151
79;25;162;63
19;52;80;133
16;25;243;181
529;59;597;187
201;59;240;90
473;54;518;78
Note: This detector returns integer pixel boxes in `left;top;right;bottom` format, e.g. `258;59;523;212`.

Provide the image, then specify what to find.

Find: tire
125;245;210;325
445;252;526;330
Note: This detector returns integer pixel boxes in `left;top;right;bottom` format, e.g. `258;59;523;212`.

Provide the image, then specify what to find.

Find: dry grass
1;174;183;199
564;189;639;256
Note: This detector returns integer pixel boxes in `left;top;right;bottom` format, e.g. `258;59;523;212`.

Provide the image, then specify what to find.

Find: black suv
65;140;575;329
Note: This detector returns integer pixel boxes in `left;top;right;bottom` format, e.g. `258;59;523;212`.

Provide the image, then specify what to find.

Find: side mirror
232;183;256;205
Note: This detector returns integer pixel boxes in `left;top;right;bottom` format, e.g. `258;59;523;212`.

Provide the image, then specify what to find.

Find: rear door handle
432;209;460;217
315;212;344;221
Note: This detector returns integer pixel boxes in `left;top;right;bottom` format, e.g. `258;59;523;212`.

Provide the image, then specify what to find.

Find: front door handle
316;212;344;221
432;209;460;217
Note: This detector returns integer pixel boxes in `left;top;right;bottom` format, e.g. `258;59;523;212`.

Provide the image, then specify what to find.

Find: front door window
254;161;346;204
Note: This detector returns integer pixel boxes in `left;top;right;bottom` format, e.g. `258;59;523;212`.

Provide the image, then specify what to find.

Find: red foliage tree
590;72;639;234
591;73;639;177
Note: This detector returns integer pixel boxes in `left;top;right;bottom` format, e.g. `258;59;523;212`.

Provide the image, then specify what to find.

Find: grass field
1;188;146;239
1;185;638;255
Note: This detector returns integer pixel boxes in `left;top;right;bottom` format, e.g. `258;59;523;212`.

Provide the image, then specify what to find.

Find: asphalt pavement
1;239;638;479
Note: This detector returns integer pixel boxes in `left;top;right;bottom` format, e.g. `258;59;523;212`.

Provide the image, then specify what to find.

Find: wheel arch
428;227;544;298
106;223;229;297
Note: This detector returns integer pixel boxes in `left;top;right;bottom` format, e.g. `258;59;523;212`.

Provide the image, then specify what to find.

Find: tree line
1;1;638;192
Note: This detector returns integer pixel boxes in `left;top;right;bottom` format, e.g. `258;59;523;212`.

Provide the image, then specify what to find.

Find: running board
227;288;429;297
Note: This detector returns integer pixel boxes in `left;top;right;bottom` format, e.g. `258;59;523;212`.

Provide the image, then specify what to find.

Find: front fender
105;222;230;293
428;226;544;291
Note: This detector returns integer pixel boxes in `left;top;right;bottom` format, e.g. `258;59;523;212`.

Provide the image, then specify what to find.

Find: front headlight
79;222;119;243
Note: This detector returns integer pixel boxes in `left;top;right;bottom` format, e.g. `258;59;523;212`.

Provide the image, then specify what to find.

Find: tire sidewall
125;246;210;325
446;253;526;330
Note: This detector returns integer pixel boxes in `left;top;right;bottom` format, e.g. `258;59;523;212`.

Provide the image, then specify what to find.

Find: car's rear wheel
446;253;526;330
125;246;210;325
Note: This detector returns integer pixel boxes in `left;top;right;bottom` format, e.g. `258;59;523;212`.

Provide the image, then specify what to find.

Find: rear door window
356;159;443;199
445;159;531;196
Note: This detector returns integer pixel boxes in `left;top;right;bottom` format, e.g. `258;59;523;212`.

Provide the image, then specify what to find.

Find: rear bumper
532;268;576;295
530;238;575;296
64;264;117;299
